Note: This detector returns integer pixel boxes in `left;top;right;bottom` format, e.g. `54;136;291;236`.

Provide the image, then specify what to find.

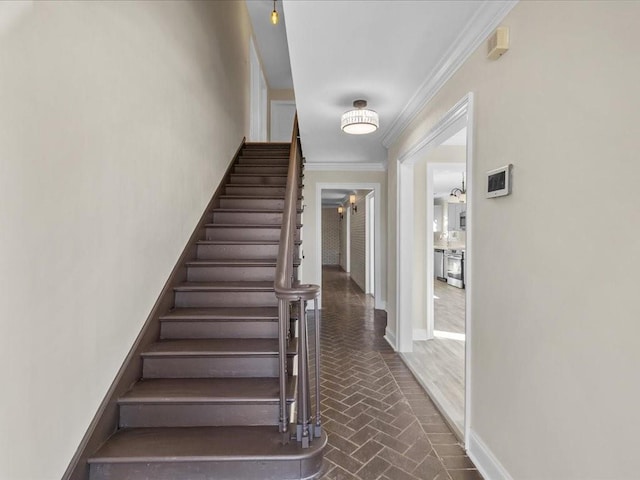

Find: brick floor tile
432;443;466;457
356;455;392;480
448;470;484;480
317;267;478;480
351;439;385;464
413;453;449;480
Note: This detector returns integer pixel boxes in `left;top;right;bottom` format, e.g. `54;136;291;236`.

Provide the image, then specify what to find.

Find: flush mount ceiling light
341;100;379;135
271;0;278;25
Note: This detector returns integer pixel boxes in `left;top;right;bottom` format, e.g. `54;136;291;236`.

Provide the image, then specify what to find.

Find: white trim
316;182;384;310
413;329;428;341
399;95;470;163
384;327;397;351
396;92;475;446
396;161;414;353
464;93;476;447
382;0;517;148
365;191;375;295
468;430;514;480
305;162;387;172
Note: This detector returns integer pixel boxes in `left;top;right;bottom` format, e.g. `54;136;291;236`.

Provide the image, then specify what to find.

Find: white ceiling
245;0;293;90
321;189;356;207
247;1;514;168
434;164;466;199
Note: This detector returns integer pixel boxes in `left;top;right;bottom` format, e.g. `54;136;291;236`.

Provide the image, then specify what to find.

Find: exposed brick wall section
349;192;367;291
322;207;341;265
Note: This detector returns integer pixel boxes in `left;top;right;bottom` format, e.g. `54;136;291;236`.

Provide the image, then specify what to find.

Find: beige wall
267;88;295;140
302;170;386;308
0;2;252;478
387;2;640;478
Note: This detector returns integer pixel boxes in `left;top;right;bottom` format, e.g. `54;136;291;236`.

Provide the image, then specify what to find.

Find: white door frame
365;191;375;295
316;183;383;310
396;93;475;445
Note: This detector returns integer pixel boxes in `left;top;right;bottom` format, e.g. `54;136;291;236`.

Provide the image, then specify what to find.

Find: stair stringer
61;137;246;480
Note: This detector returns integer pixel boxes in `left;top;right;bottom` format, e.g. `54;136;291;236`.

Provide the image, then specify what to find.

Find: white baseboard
467;429;513;480
384;327;397;351
413;328;428;341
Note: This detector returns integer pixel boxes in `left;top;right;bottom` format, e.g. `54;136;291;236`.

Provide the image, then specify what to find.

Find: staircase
87;142;326;480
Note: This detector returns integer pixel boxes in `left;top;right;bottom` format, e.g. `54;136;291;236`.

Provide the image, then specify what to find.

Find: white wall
387;2;640;478
0;2;252;478
302;170;387;307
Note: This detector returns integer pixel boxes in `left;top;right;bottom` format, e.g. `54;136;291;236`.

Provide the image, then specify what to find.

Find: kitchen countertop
434;245;466;251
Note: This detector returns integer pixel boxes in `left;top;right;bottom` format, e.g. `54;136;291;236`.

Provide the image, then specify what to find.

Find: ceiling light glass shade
341;100;379;135
271;9;278;25
341;108;379;134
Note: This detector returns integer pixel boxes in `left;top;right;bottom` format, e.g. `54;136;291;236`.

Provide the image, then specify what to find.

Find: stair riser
90;457;318;480
212;211;281;225
237;157;289;165
234;165;288;175
142;356;295;378
187;266;280;282
219;198;286;210
160;320;279;339
119;403;282;428
205;227;299;242
175;291;277;308
225;185;302;196
228;175;287;185
212;211;301;225
196;243;281;260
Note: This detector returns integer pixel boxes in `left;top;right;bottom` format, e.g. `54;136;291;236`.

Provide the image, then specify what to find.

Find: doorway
316;183;383;310
395;93;474;444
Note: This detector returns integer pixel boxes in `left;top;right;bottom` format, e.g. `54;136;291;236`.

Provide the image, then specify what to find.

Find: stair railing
275;115;322;448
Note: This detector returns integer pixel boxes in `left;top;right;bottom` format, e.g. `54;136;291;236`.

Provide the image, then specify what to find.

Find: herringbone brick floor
317;266;481;480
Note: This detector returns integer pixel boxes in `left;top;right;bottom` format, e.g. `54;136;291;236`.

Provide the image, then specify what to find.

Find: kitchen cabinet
447;203;467;231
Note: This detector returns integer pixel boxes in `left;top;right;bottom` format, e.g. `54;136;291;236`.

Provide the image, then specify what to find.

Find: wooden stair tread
186;259;300;267
204;223;302;228
197;242;301;248
89;426;326;463
142;338;296;356
119;377;295;404
160;306;278;321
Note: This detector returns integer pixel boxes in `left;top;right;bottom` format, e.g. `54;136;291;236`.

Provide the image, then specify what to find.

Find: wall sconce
349;194;357;214
337;206;344;220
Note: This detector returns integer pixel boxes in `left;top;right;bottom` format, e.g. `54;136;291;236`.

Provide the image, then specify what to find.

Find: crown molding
381;0;518;148
305;162;387;172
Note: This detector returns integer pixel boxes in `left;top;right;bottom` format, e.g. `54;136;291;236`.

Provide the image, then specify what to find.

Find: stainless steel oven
445;250;464;288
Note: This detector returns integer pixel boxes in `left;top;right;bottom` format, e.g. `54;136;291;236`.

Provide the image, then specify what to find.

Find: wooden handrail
275;115;321;446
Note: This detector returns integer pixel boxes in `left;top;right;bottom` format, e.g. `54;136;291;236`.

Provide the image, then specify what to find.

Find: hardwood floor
402;280;466;438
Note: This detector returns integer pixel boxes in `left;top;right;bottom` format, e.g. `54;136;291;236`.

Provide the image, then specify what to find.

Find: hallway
318;266;480;480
